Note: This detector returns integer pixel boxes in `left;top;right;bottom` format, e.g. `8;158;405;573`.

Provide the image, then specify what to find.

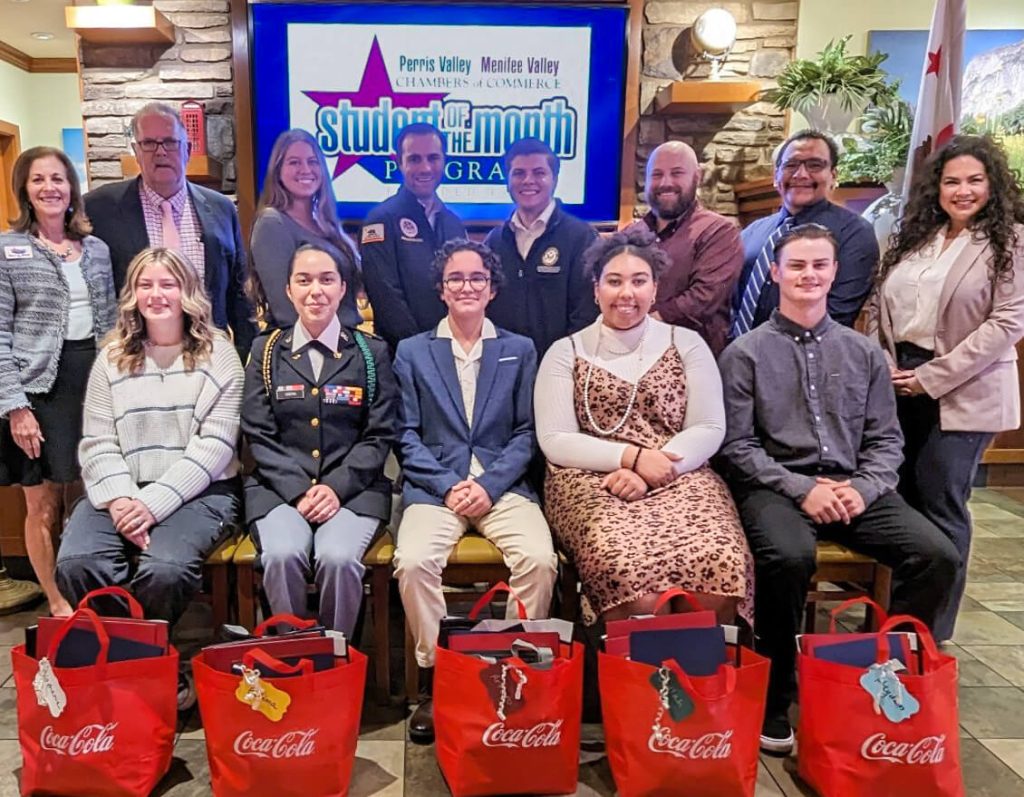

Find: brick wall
637;0;799;217
80;0;235;191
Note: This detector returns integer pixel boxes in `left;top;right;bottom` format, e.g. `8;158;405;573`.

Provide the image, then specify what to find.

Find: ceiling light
30;32;55;41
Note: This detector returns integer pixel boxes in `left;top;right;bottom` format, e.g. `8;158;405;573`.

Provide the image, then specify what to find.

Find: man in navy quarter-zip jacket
484;138;598;358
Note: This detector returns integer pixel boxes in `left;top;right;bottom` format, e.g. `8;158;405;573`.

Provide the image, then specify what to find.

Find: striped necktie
731;216;794;338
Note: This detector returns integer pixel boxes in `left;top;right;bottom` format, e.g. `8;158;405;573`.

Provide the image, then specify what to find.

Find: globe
692;8;738;57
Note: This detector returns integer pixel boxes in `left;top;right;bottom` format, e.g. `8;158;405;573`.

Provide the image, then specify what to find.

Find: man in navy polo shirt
361;123;467;350
484;138;597;357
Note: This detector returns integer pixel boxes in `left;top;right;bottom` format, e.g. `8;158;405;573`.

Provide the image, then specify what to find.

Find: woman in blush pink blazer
868;134;1024;641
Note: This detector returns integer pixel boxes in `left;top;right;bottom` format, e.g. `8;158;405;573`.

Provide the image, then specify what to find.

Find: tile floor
4;487;1024;795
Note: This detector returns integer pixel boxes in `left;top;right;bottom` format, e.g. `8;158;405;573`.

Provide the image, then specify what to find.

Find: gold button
311;387;319;396
312;449;320;459
311;478;318;485
311;418;320;427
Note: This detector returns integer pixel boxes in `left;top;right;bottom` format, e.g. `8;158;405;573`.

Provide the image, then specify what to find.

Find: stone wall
637;0;799;217
80;0;236;191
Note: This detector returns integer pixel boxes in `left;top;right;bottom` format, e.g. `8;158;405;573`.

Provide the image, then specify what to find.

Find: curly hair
431;238;506;294
105;248;216;374
583;227;670;283
10;146;92;238
880;135;1024;285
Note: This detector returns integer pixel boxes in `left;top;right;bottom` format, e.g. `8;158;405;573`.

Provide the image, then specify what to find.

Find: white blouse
534;317;725;476
62;257;94;340
883;229;969;349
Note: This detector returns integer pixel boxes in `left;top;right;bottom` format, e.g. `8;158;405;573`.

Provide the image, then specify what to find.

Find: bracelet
631;447;643;471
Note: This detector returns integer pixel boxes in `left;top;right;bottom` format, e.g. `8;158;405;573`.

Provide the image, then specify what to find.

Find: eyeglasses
779;158;831;174
443;275;491;292
136;138;184;153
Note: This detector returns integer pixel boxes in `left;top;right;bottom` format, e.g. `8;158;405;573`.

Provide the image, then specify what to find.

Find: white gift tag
33;658;67;718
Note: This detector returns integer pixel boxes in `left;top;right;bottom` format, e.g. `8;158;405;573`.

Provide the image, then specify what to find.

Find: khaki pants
394;492;557;668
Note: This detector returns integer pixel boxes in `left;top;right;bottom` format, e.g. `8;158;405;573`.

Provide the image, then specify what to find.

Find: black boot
409;667;435;744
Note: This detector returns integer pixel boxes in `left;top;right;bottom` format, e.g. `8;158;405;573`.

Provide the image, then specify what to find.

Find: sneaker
177;672;197;713
760;713;794;755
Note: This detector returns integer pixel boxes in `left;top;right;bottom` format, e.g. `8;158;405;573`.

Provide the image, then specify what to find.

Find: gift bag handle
828;596;890;633
45;607;111;668
663;657;738;699
468;581;528;620
242;648;315;677
253;614;318;637
651;588;707;614
77;586;145;619
875;614;943;668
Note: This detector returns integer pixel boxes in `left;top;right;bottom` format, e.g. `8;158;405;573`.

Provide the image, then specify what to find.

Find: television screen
250;1;628;224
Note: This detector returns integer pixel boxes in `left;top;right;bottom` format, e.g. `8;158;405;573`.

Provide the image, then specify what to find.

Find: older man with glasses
85;102;254;356
729;129;879;339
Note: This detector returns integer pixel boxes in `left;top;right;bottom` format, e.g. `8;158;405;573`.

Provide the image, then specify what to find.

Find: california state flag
903;0;967;203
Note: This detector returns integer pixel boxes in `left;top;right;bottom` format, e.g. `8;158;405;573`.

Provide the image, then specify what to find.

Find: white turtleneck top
534;316;725;476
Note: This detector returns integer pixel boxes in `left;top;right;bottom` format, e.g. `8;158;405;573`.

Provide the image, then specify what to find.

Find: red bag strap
77;586;145;619
651;588;707;614
876;614;943;668
253;614;317;637
663;658;737;699
45;607;111;666
828;596;890;632
242;648;315;677
468;582;528;620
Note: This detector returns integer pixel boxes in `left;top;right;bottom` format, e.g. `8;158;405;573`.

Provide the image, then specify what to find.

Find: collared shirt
436;316;498;477
718;309;904;508
139;181;205;281
734;199;879;330
509;200;557;259
417;195;440;231
883;229;968;349
292;315;342;381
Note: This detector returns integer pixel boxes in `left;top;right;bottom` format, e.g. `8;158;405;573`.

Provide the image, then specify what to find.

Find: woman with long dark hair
0;146;116;615
249;129;362;328
868;134;1024;640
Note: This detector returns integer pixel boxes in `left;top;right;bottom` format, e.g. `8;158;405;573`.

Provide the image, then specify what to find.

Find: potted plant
764;36;898;134
838;100;912;191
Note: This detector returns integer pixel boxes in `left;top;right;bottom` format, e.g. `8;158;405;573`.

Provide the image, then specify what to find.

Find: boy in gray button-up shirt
718;223;958;755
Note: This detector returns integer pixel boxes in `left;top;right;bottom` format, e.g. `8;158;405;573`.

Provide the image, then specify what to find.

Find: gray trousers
55;480;239;626
254;504;380;637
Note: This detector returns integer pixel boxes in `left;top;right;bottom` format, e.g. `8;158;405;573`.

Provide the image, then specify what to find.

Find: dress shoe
409;698;435;744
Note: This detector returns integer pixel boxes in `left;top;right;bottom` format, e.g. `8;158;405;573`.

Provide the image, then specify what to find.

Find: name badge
324;384;363;406
276;384;305;400
3;245;32;260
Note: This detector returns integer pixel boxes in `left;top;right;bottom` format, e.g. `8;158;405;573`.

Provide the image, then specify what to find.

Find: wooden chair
232;531;395;701
805;541;892;633
200;530;241;628
404;532;510;702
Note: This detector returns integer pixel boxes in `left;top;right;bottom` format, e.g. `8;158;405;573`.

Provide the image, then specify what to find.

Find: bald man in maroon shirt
628;141;744;356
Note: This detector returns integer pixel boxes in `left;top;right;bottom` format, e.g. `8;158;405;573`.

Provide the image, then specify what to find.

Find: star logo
304;37;448;178
926;46;942;77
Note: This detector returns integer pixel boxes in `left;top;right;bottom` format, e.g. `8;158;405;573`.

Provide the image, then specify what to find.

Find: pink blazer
872;225;1024;433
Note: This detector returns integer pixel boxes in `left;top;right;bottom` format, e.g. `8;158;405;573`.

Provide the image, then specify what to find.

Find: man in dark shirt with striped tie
730;130;878;339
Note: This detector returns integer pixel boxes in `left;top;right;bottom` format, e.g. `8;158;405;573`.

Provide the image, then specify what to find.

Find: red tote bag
12;607;178;797
798;614;964;797
193;614;366;797
433;582;584;797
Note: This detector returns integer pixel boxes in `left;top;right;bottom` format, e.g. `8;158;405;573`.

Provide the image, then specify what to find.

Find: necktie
731;216;794;338
160;200;181;252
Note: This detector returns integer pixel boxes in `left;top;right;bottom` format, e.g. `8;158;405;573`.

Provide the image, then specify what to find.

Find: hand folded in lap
817;477;866;520
446;479;493;519
633;448;682;489
297;484;341;524
601;468;649;502
891;369;926;397
110;497;155;549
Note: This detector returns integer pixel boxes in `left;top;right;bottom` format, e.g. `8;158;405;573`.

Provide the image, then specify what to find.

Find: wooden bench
805;541;891;632
233;531;395;701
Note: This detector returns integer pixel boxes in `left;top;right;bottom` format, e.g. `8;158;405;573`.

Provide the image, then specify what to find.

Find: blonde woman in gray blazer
867;135;1024;640
0;147;116;615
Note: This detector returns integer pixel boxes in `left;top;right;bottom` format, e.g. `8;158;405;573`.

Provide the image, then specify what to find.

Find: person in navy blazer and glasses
392;238;557;744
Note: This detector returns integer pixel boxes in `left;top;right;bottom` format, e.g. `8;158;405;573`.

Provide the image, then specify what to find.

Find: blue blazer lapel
187;183;216;295
118;180;150;256
428;336;469;427
472;337;500;430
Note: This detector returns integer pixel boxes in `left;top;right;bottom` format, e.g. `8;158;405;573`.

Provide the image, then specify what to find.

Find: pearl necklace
583;319;648;436
33;235;73;261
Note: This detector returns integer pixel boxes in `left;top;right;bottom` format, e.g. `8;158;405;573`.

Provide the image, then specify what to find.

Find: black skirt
0;338;97;486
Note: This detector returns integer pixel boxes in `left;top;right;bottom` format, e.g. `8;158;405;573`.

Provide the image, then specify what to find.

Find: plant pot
803;94;867;135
